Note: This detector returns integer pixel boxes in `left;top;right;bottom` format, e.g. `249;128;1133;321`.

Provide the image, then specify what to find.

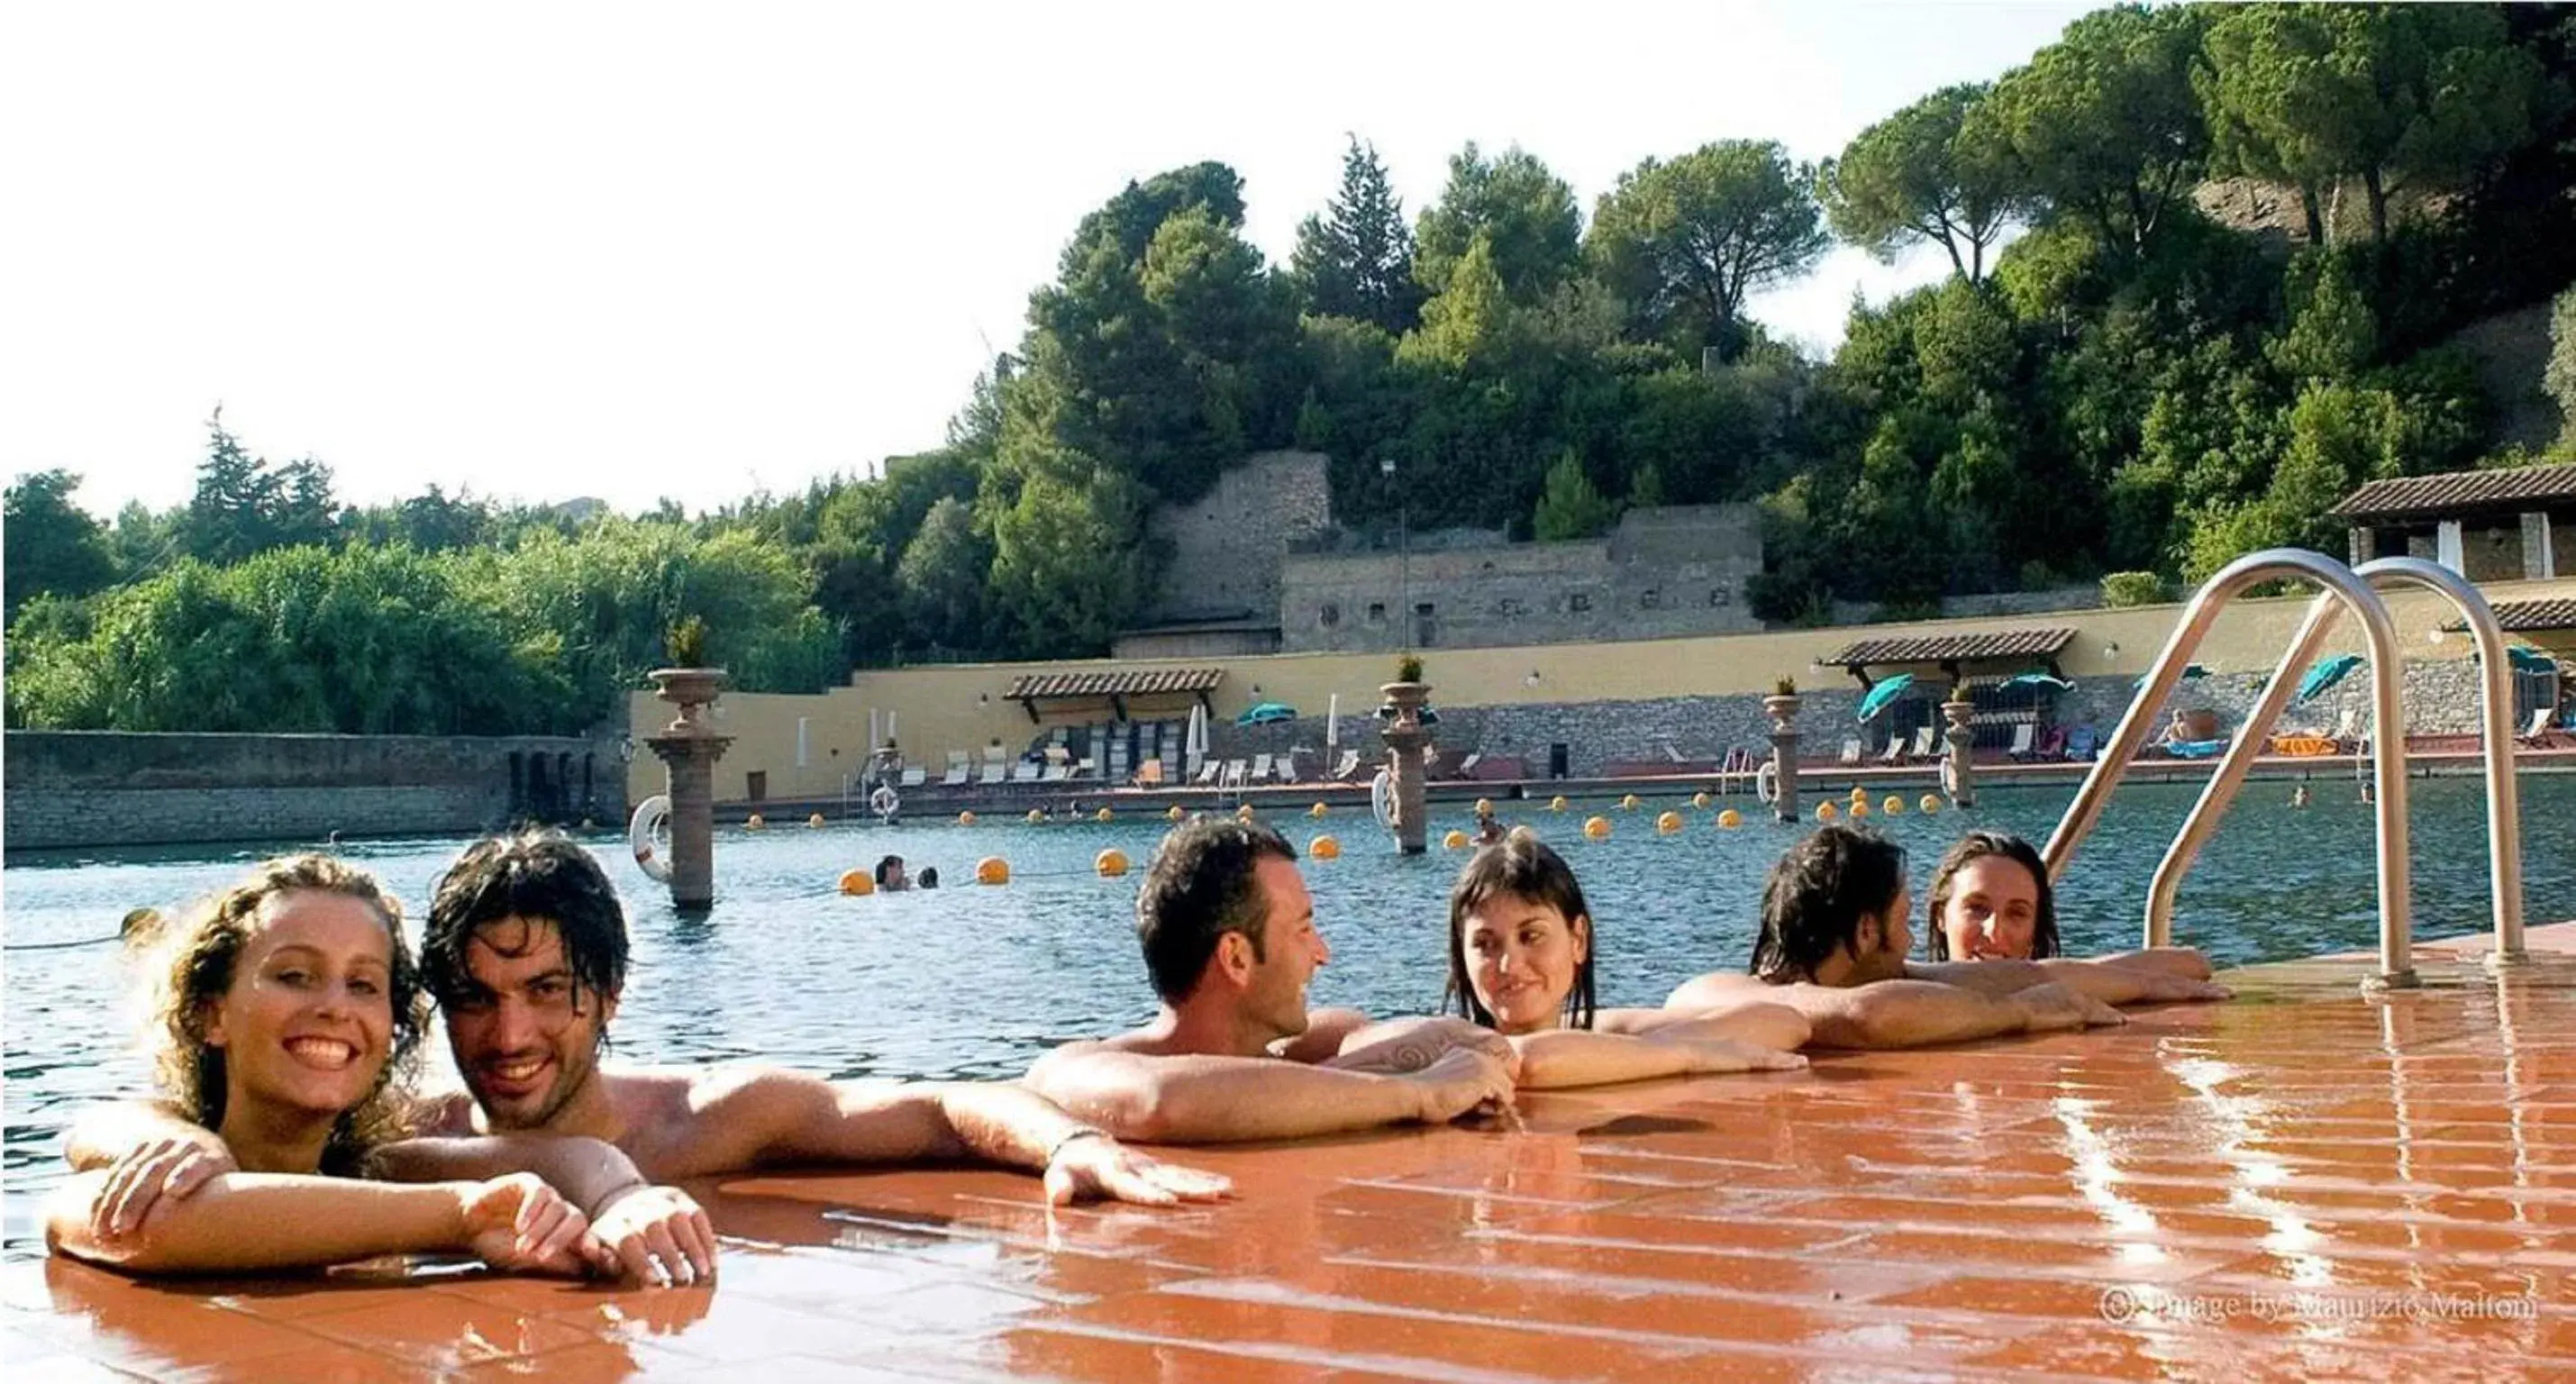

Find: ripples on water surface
7;775;2572;1246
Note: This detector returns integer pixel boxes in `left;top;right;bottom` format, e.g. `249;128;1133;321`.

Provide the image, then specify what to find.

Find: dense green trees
10;2;2572;734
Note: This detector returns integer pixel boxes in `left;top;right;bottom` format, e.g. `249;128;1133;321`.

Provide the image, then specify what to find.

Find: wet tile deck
14;923;2576;1381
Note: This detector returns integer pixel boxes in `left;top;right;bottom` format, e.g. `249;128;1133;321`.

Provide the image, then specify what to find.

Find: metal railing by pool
2040;548;2530;991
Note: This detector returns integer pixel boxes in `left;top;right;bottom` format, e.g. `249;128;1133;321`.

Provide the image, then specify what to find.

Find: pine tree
1292;137;1425;334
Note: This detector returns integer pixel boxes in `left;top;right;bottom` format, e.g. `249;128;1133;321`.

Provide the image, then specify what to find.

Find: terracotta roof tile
2328;462;2576;521
1004;668;1225;700
1825;627;2076;667
2487;597;2576;633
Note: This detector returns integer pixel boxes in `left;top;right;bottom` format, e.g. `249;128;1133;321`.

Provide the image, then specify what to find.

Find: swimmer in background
1918;832;2225;1006
874;854;909;893
917;866;941;889
2291;784;2311;809
1471;806;1506;847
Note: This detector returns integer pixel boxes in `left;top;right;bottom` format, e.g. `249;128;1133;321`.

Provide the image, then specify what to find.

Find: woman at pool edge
1920;831;2221;1001
48;855;645;1279
1445;833;1812;1088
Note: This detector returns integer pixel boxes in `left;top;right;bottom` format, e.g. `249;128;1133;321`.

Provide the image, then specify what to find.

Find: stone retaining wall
4;731;626;851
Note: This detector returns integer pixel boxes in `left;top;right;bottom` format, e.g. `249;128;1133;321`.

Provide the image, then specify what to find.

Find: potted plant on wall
1381;653;1432;726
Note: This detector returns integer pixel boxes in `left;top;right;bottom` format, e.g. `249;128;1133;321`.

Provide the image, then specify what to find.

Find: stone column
1379;680;1433;854
644;668;733;909
1942;695;1977;810
1762;692;1801;824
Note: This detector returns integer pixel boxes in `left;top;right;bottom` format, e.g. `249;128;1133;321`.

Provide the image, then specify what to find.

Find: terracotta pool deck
13;923;2576;1381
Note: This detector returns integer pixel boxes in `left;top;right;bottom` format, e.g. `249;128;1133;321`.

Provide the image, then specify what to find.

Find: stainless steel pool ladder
2040;549;2529;990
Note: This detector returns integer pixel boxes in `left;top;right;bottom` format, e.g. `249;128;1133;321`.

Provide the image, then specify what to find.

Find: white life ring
868;785;900;821
1370;768;1396;828
1755;760;1780;806
629;795;673;883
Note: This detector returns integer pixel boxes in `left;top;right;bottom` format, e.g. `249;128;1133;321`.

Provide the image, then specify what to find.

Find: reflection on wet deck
12;924;2576;1381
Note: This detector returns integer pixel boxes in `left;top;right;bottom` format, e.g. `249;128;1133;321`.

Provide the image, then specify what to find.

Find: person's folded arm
45;1169;596;1278
1022;1046;1498;1144
1599;1003;1812;1052
1506;1030;1805;1089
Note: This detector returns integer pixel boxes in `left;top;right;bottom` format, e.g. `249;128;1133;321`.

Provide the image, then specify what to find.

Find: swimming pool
7;774;2571;1253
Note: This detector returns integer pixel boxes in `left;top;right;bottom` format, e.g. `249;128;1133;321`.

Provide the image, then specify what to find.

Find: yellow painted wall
628;575;2576;805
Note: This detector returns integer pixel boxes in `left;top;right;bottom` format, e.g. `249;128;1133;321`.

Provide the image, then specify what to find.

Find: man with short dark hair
1669;825;2135;1049
1024;819;1517;1143
394;832;1231;1282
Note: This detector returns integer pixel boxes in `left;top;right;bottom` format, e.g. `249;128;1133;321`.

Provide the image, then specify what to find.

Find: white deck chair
900;768;927;788
1874;736;1904;766
1249;752;1273;783
1909;725;1938;760
1839;738;1863;766
979;760;1006;785
1223;759;1248;787
1455;751;1483;779
1332;750;1361;780
1193;760;1222;786
1277;755;1302;784
2007;723;2035;760
1010;761;1041;783
942;753;969;787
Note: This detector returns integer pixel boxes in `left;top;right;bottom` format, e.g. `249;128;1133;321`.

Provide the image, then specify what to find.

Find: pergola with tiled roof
1002;667;1224;722
2328;462;2576;523
1822;627;2077;687
2442;597;2576;634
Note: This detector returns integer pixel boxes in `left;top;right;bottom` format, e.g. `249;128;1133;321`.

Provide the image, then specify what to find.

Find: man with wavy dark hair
1669;825;2151;1049
1025;817;1518;1143
405;831;1231;1285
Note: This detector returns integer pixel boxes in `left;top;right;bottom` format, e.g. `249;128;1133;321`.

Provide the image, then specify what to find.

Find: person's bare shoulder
1664;971;1773;1008
406;1088;483;1135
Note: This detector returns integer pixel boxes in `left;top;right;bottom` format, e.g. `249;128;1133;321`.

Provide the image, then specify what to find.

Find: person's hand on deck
1407;1048;1517;1123
587;1181;718;1286
458;1172;613;1278
1040;1133;1235;1206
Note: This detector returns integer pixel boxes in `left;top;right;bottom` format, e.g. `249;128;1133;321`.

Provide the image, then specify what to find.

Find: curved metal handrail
2041;549;2417;988
2144;557;2526;970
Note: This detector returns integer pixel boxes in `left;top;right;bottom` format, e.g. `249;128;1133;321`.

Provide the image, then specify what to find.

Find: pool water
6;775;2571;1252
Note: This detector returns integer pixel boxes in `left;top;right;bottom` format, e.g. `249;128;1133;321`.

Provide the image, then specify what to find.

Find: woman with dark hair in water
1444;834;1807;1088
1921;831;2221;999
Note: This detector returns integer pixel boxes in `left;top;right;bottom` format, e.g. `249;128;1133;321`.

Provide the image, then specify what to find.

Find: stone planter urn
648;667;730;734
1762;693;1802;734
1378;680;1434;854
1761;692;1801;823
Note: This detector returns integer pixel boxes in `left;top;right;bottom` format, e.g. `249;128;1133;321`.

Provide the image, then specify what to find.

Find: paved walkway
12;924;2576;1380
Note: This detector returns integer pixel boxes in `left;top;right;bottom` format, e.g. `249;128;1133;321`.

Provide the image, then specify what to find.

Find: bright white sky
3;2;2092;519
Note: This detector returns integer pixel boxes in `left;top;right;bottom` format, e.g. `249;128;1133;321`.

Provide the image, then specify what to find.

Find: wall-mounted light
1525;670;1542;686
1252;684;1262;696
979;693;990;706
2101;642;2120;661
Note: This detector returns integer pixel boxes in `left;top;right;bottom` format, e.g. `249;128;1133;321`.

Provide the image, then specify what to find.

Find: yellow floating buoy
1849;799;1871;818
838;869;874;897
1025;808;1045;824
1691;791;1710;809
1310;834;1341;860
976;856;1010;886
1096;806;1114;823
1443;829;1470;850
1920;795;1943;815
1583;815;1612;840
1620;794;1641;811
1549;796;1569;813
1716;808;1743;829
1883;796;1905;815
1166;805;1185;821
1096;849;1129;879
1309;802;1329;818
1851;785;1870;802
1474;797;1494;816
746;814;766;830
957;810;978;827
1816;801;1840;822
1655;810;1684;835
807;813;827;829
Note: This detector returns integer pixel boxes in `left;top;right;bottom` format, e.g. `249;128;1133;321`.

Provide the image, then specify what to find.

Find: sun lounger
1222;759;1247;787
1908;726;1938;760
1874;736;1904;766
1249;752;1272;783
2063;725;2098;761
942;755;969;787
1839;738;1863;766
1331;750;1361;780
1192;760;1222;786
979;761;1005;785
2166;737;2229;760
900;768;927;788
1010;761;1040;783
2517;706;2567;749
1455;751;1483;779
1042;762;1070;782
1277;756;1302;784
2007;723;2035;762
